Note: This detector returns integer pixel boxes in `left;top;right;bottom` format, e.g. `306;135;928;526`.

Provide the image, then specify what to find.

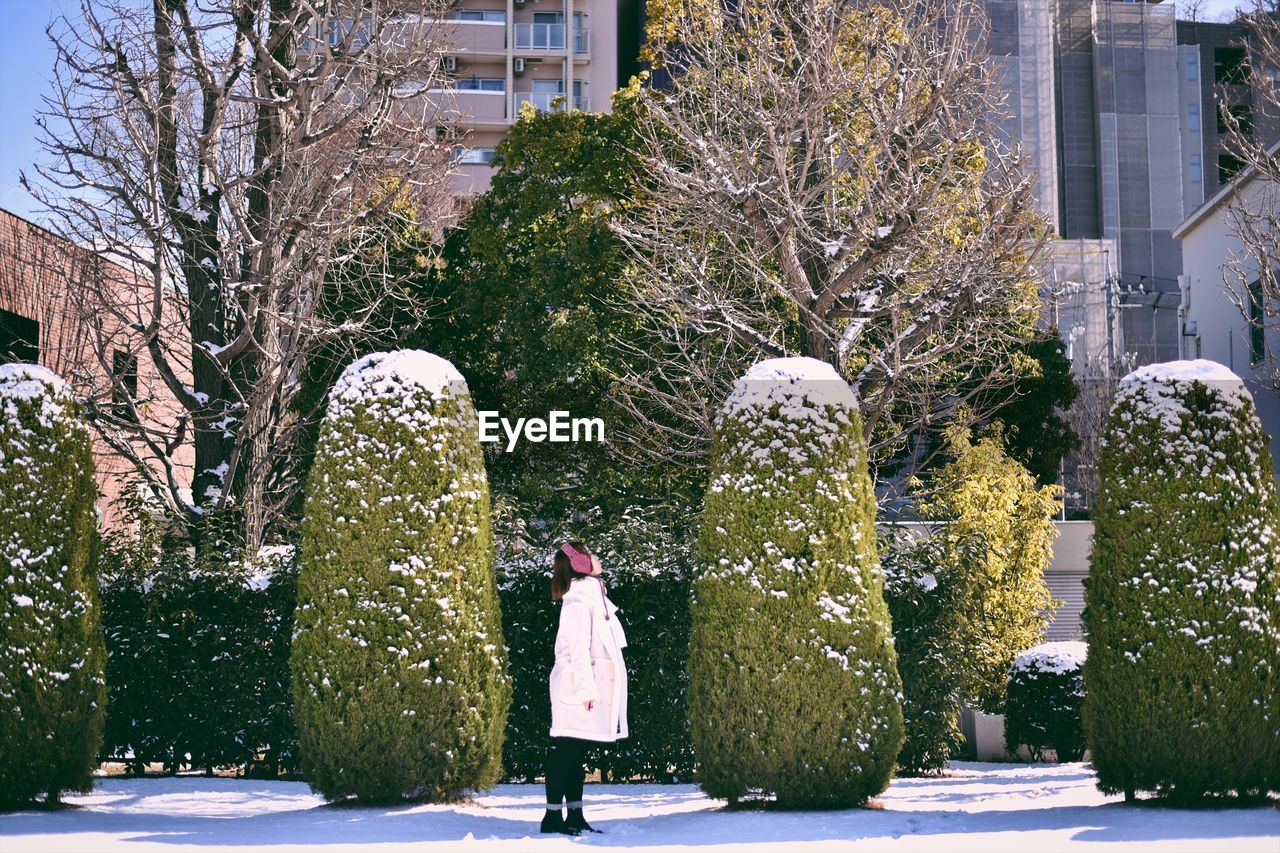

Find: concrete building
1173;140;1280;478
983;2;1275;373
1054;0;1186;365
985;0;1061;225
438;0;620;195
1176;18;1270;206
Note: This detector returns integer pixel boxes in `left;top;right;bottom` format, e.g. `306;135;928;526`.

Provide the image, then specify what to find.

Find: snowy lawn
1;762;1277;852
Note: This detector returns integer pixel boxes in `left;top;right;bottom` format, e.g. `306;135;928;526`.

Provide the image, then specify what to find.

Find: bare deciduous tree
26;0;459;550
1179;0;1209;23
1220;4;1280;389
610;0;1048;470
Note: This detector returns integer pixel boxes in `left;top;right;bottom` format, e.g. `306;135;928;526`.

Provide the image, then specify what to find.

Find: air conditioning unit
513;57;526;75
440;55;458;72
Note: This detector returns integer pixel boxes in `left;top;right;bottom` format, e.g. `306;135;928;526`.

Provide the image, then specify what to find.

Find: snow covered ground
2;762;1276;852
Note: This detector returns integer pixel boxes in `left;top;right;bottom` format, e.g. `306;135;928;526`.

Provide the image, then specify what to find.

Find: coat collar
563;576;618;616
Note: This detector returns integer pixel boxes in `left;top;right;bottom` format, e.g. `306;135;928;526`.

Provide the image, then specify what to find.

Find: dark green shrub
98;502;298;776
690;358;904;808
881;529;981;775
292;351;510;803
1086;360;1280;801
497;503;695;783
1004;641;1087;762
0;364;106;805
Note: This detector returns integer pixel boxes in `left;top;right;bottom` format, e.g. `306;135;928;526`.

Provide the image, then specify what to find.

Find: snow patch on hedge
1012;641;1087;676
1116;360;1251;431
723;357;857;417
0;363;73;430
327;350;467;420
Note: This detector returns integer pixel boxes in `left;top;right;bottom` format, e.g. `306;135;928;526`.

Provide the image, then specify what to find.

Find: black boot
565;803;601;834
540;809;581;835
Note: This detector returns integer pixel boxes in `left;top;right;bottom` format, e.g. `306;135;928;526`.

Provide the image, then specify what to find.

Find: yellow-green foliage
0;364;105;806
921;432;1059;712
291;351;510;803
1086;362;1280;801
690;358;903;808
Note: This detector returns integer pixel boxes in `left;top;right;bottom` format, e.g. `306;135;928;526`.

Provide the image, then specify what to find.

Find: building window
455;147;497;165
456;78;505;92
1214;47;1249;84
456;10;505;23
1187;102;1200;132
1249;278;1266;365
1189;154;1202;182
1218;154;1244;184
112;349;138;421
1186;51;1199;81
0;308;39;364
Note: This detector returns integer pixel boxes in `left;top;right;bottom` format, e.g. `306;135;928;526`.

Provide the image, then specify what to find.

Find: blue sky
0;0;1260;223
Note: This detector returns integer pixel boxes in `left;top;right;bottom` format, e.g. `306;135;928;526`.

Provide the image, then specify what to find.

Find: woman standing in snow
540;541;628;835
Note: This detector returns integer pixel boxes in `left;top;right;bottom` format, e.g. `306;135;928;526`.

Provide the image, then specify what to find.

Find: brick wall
0;208;193;529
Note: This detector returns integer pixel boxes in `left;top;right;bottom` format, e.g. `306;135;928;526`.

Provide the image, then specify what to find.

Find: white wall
1177;176;1280;479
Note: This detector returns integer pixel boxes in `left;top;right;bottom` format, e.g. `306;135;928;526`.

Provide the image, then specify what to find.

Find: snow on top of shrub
327;350;467;420
722;357;856;418
1011;641;1087;676
0;362;68;399
1116;360;1251;430
0;362;75;430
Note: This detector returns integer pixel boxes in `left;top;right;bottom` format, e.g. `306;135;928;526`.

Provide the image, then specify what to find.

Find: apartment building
436;0;619;194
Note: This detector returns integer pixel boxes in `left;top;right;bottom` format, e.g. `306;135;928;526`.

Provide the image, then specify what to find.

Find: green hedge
690;358;904;807
1086;361;1280;801
0;364;106;806
1004;642;1087;762
98;509;298;776
881;529;980;775
496;504;695;782
292;351;510;803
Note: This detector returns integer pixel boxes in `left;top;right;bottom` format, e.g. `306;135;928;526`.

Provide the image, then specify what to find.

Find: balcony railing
514;92;589;113
514;22;565;50
575;28;590;54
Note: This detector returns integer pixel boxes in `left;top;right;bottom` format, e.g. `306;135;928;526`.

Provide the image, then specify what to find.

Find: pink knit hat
559;542;594;575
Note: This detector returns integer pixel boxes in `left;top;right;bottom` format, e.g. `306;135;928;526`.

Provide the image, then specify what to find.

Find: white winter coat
548;576;629;742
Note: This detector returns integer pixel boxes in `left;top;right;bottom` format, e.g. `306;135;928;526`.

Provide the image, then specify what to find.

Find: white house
1173;140;1280;478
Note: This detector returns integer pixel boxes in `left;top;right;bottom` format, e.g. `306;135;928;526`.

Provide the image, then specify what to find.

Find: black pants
544;736;591;809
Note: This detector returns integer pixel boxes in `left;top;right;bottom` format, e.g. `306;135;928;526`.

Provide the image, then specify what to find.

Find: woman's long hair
551;541;591;601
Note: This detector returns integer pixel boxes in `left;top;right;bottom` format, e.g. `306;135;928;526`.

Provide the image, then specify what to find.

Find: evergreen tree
881;530;981;775
690;358;903;808
0;364;105;805
291;351;510;803
406;90;664;516
1085;361;1280;801
921;432;1060;712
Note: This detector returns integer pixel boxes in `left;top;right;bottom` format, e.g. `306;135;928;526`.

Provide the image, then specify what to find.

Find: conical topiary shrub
690;357;904;807
0;364;106;806
1085;360;1280;801
291;350;510;803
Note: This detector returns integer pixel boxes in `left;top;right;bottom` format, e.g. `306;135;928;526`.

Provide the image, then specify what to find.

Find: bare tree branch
1219;4;1280;389
24;0;459;549
610;0;1049;474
